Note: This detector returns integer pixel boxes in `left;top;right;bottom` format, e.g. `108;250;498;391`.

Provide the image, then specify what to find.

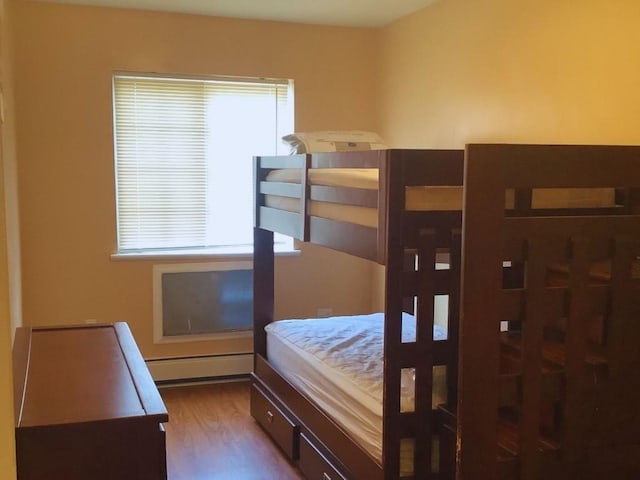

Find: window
113;73;294;254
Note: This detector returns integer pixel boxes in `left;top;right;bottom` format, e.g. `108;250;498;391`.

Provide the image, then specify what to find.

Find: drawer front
299;433;347;480
250;384;299;460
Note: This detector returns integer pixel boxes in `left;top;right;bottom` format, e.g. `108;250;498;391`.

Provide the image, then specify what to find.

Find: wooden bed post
382;150;404;479
253;156;274;359
414;227;437;478
253;227;274;359
253;153;275;360
457;145;504;480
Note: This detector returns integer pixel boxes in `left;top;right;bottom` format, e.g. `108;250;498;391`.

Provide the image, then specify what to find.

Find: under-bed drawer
299;433;347;480
250;383;299;460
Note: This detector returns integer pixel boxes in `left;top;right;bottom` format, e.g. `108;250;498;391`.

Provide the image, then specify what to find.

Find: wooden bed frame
457;144;640;480
253;149;464;480
251;145;640;480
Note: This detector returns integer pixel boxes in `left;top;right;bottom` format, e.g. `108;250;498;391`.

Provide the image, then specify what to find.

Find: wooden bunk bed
253;148;465;480
251;145;640;480
455;144;640;480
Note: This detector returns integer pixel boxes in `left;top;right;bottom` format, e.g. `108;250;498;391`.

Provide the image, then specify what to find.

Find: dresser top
13;323;168;428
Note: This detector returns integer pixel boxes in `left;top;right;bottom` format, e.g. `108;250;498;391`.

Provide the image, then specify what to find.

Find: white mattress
264;168;616;228
265;312;448;469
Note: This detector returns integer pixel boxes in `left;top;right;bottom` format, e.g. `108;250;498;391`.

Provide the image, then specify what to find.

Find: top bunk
254;148;465;263
254;147;630;264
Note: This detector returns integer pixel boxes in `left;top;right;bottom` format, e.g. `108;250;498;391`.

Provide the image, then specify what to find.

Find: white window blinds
113;74;293;252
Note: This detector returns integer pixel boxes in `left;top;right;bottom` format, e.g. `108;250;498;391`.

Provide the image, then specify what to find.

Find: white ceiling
38;0;439;27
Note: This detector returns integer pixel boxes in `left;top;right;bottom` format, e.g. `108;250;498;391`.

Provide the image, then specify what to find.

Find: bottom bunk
265;312;447;471
252;312;451;480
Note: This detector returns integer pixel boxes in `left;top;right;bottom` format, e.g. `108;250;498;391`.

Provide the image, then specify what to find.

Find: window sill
111;244;300;261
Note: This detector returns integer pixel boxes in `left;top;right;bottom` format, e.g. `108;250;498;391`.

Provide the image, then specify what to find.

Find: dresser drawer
250;384;299;460
299;433;347;480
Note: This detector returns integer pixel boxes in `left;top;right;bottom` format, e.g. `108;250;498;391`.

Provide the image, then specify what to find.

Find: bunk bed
251;144;640;480
253;148;465;480
455;144;640;480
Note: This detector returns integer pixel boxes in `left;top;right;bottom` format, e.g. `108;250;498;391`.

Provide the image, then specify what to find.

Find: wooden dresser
13;323;168;480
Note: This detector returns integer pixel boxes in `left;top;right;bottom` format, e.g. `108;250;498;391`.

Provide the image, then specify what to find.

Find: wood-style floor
160;380;304;480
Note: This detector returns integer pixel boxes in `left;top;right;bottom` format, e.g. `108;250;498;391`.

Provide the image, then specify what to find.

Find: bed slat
259;207;304;240
309;216;378;262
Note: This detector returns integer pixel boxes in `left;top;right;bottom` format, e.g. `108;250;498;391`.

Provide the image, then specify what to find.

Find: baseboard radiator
146;353;253;383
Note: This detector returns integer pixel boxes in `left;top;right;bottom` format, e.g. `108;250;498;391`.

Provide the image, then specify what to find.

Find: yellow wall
13;1;380;359
1;0;17;476
0;174;16;473
0;228;15;476
379;0;640;147
10;0;640;473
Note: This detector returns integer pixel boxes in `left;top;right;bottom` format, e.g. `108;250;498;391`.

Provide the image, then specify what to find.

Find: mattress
265;312;448;472
264;168;616;228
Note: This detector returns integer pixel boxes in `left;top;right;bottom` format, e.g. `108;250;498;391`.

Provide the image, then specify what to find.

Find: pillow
282;131;387;154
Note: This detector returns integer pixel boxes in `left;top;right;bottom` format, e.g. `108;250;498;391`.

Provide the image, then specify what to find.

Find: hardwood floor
160;380;304;480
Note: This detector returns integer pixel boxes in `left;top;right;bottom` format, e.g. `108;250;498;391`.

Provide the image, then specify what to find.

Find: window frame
111;71;296;259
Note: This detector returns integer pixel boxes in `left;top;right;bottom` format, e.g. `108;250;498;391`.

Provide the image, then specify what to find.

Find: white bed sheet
265;312;448;466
